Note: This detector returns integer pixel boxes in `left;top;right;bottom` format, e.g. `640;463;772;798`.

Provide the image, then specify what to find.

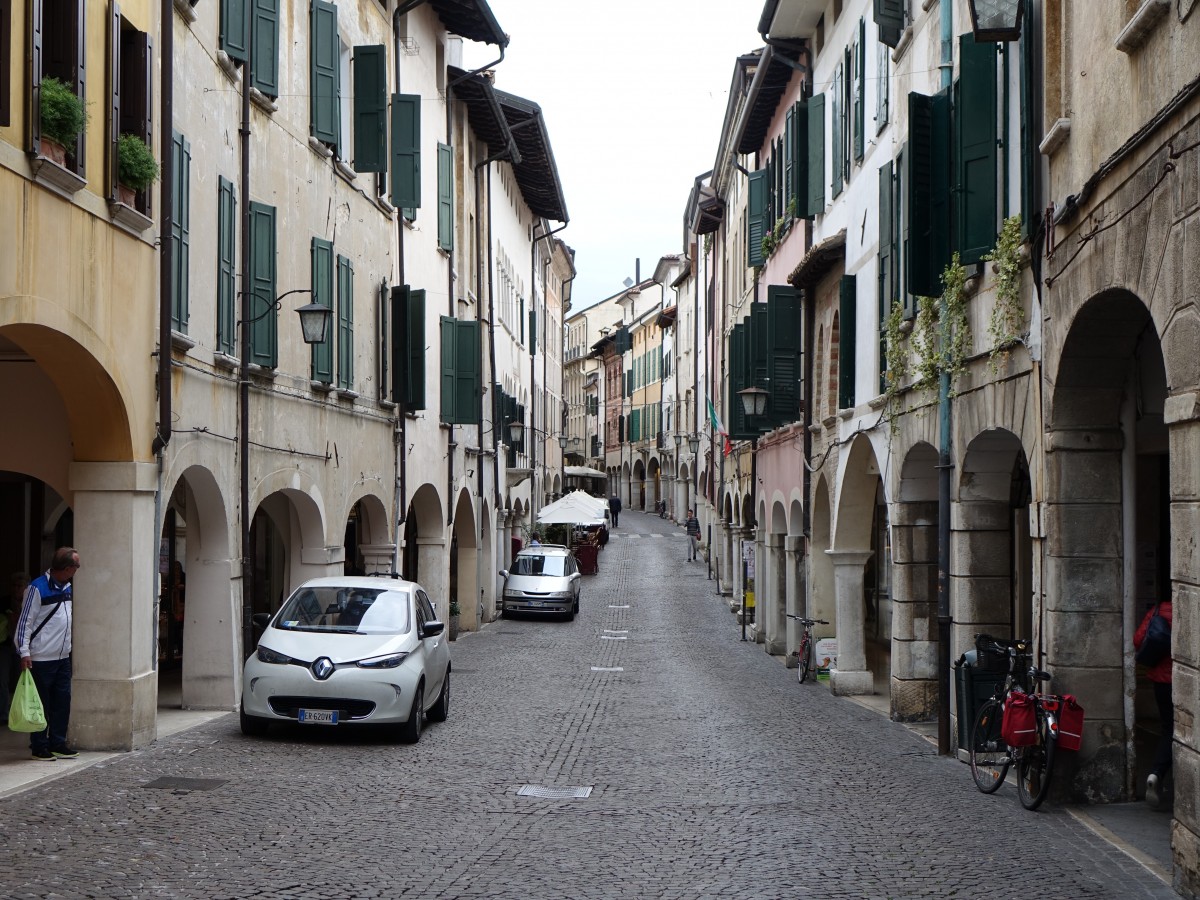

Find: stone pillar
718;521;733;597
417;535;448;614
1165;393;1200;895
359;542;396;574
762;532;786;655
826;549;874;695
69;461;159;750
890;501;939;722
784;535;804;663
1043;429;1126;803
950;499;1013;657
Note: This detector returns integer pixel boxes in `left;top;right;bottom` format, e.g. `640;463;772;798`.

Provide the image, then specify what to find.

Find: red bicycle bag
1058;695;1085;752
1001;692;1037;747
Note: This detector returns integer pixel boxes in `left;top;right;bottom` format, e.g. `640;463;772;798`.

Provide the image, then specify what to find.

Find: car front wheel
240;707;270;737
428;670;450;723
397;684;424;743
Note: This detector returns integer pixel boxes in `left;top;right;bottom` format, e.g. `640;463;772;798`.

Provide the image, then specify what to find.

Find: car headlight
256;644;291;665
549;590;572;599
357;653;408;669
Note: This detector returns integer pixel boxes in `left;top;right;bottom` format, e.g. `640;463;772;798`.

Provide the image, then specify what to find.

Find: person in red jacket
1134;599;1173;808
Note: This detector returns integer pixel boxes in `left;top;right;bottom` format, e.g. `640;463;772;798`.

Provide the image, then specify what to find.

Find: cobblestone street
0;512;1176;899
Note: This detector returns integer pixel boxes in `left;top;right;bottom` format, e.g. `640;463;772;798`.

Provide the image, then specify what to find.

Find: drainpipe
238;3;254;659
392;8;407;574
154;0;174;457
936;0;954;756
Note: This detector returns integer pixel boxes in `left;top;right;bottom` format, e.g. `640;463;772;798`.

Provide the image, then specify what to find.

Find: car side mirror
422;620;446;639
252;613;271;630
498;570;508;579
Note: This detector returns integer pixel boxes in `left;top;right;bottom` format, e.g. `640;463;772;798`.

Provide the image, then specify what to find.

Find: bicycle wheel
1017;714;1057;810
797;637;812;684
969;699;1010;794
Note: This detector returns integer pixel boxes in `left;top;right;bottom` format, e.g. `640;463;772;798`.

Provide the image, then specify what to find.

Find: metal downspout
392;7;408;574
936;0;954;756
238;6;254;659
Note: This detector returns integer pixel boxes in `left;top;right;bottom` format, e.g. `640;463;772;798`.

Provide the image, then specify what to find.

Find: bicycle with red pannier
968;634;1085;810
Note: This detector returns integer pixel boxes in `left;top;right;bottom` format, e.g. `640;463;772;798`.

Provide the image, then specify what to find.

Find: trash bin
954;650;1006;751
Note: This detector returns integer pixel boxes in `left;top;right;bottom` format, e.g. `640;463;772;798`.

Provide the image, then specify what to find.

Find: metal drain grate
517;784;592;799
142;777;227;792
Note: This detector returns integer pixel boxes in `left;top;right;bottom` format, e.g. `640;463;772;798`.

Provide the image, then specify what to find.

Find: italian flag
707;396;733;457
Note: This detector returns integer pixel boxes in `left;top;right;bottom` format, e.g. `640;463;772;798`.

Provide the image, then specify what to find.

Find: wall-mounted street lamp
558;434;568;450
688;433;700;456
508;419;526;446
737;386;769;419
967;0;1025;42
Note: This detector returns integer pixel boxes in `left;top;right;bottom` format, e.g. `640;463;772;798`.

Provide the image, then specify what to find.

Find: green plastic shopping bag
8;669;47;732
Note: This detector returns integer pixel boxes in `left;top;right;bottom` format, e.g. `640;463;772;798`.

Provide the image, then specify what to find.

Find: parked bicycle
785;614;829;684
968;634;1063;811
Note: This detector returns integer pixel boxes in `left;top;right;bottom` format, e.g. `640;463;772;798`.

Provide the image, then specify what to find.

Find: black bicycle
786;614;829;684
969;635;1060;810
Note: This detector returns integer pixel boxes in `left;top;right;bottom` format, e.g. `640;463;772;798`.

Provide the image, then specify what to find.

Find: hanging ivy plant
939;253;971;393
881;298;909;433
982;214;1026;371
910;294;940;397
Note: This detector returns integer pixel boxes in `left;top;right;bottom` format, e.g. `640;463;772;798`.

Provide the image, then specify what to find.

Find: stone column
718;521;733;596
890;501;938;722
417;535;448;611
762;532;786;655
70;461;159;750
826;549;874;695
359;542;396;574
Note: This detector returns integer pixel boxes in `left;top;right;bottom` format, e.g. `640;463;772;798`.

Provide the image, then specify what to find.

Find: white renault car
240;575;450;742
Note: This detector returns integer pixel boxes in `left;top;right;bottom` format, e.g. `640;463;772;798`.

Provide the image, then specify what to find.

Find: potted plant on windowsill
448;598;461;641
117;133;160;206
39;76;88;166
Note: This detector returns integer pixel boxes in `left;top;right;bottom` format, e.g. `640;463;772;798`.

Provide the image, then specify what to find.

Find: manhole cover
143;777;227;792
517;785;592;799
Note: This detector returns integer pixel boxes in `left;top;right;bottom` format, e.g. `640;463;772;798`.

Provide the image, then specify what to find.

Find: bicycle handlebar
786;615;829;625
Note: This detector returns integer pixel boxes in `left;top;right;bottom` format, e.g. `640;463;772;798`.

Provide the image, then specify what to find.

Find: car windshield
274;587;411;635
511;555;566;577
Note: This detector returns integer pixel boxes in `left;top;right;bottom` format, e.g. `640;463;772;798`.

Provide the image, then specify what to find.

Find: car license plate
528;600;543;607
298;708;338;725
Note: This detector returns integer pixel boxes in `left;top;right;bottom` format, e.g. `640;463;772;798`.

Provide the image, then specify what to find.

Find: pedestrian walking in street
14;547;80;761
684;509;701;561
608;494;621;528
1134;596;1173;808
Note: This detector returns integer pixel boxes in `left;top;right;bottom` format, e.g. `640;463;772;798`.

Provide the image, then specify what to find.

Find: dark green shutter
248;202;277;367
956;33;998;265
337;255;353;389
767;285;802;428
453;320;480;425
618;414;625;443
171;131;190;332
838;274;857;410
806;93;825;216
352;45;386;173
310;0;339;147
390;93;420;208
854;20;865;161
832;64;843;198
437;142;453;250
793;101;808;216
389;285;407;402
907;89;951;298
406;289;426;409
784;105;795;214
878;161;894;392
747;169;768;266
877;43;889;130
251;0;279;97
216;176;237;354
751;302;769;418
528;308;536;356
220;0;248;62
727;323;747;440
874;0;903;48
310;237;334;384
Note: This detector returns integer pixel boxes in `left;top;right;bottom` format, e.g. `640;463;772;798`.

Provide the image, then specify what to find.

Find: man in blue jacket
15;547;80;761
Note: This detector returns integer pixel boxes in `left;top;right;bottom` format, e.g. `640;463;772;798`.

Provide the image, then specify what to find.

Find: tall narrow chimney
635;258;641;284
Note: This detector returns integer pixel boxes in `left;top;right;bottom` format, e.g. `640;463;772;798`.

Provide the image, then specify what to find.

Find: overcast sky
464;1;763;311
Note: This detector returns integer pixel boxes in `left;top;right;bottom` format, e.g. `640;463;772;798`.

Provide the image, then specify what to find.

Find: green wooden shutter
437;142;453;250
250;0;279;97
618;414;625;443
793;101;808;216
171;131;190;332
751;302;769;416
406;288;426;408
310;237;334;384
784;105;795;214
956;32;998;265
878;161;894;392
217;176;237;354
352;45;386;173
876;42;890;132
838;274;857;409
906;89;951;298
806;94;825;216
389;285;406;402
390;93;420;208
528;308;536;356
248;202;277;367
747;169;768;267
452;320;480;425
854;19;865;161
220;0;248;62
874;0;903;48
337;255;353;389
439;316;456;422
767;285;802;428
310;0;339;147
831;63;843;198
